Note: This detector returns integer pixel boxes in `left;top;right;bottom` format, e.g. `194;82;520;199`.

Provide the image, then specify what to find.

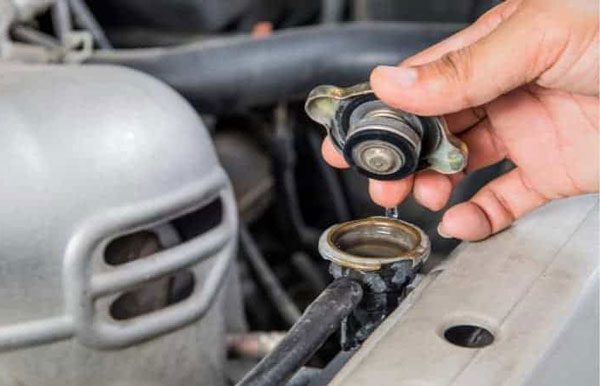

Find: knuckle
477;9;504;32
477;0;518;30
479;188;516;233
439;49;470;82
437;48;477;105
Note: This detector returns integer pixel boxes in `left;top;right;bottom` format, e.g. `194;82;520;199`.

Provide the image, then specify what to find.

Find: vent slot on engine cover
102;197;223;320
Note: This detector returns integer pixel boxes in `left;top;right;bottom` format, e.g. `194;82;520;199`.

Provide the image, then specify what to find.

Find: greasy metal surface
0;64;238;386
319;217;430;271
305;82;468;179
330;194;599;386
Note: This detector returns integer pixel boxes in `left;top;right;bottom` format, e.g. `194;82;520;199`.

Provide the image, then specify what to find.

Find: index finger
322;135;349;168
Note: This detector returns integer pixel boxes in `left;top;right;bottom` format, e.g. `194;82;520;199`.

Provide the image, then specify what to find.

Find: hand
322;0;599;241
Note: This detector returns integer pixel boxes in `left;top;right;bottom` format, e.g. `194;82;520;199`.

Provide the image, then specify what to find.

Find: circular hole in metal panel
443;324;494;348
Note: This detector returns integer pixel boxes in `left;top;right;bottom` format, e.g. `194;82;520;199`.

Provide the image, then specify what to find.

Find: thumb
371;7;562;116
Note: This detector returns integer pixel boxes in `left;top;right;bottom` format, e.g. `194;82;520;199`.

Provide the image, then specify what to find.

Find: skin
322;0;599;241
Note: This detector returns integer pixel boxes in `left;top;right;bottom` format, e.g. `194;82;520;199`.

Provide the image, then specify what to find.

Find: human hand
322;0;599;241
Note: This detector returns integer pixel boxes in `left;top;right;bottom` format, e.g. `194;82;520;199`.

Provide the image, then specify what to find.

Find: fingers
370;5;554;116
323;115;508;210
322;133;468;210
444;107;487;134
438;168;549;241
369;177;413;208
402;116;507;211
413;171;454;211
369;170;460;211
323;114;508;211
321;135;349;168
459;118;508;173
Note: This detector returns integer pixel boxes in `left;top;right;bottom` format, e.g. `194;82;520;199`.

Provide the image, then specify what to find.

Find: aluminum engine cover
0;64;239;386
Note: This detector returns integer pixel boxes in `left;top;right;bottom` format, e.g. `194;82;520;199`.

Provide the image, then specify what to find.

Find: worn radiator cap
318;216;430;272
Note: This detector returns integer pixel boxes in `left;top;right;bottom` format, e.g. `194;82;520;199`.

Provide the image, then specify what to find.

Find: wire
11;25;61;49
68;0;113;49
51;0;71;45
240;223;302;327
272;105;321;247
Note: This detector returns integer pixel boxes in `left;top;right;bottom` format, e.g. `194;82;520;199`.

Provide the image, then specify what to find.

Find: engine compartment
0;1;518;385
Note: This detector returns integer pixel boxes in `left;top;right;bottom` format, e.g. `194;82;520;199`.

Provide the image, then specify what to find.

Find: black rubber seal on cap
344;128;419;180
336;94;378;137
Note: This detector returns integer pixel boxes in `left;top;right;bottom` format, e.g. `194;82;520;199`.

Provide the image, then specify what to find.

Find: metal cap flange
318;217;431;272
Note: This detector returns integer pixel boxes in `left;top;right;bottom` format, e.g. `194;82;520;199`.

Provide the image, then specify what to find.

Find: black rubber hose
87;22;462;114
236;277;363;386
271;105;321;248
285;367;321;386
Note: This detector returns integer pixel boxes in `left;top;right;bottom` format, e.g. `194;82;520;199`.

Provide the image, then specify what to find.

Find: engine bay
5;1;593;386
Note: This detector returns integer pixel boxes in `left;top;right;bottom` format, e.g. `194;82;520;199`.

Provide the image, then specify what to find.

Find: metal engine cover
0;64;239;386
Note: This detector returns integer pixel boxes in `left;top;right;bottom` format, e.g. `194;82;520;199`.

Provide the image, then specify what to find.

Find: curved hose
87;22;462;113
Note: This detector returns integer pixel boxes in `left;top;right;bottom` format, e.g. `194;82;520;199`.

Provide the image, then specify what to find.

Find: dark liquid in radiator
335;238;409;258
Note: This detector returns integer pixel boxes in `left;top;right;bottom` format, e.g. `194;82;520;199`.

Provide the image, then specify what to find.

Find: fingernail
437;222;452;239
375;65;418;87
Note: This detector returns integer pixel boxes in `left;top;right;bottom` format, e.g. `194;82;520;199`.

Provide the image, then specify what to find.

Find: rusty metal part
227;332;287;359
305;82;468;180
318;217;430;349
